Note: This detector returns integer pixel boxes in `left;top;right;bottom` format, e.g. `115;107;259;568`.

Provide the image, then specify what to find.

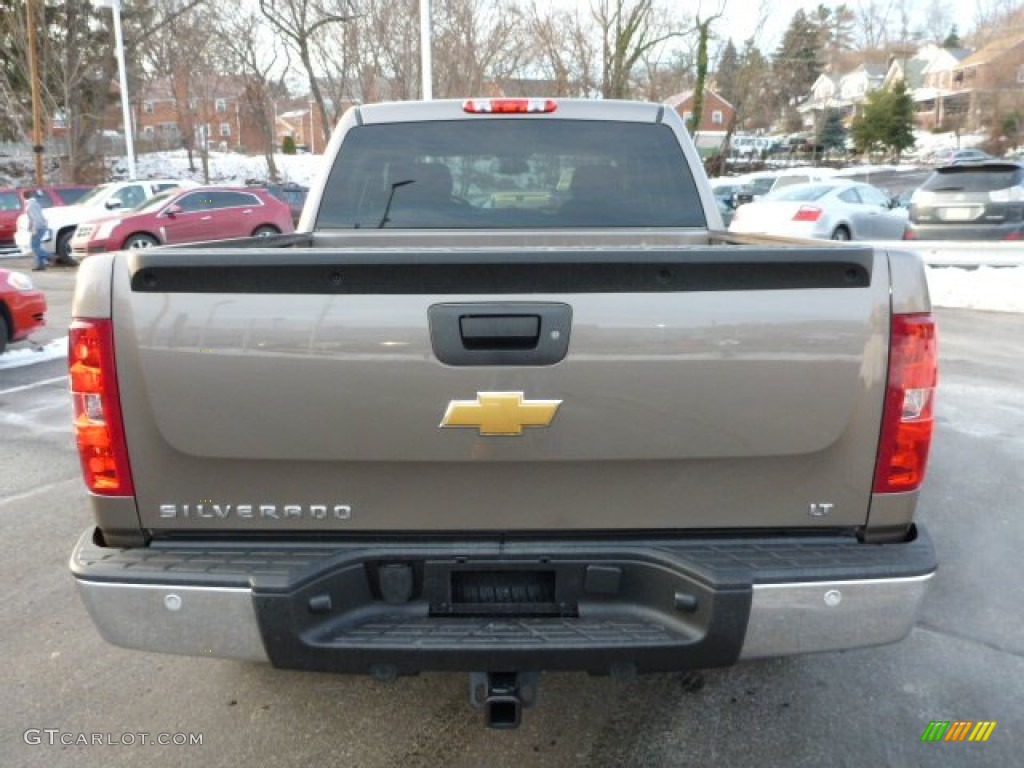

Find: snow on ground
110;150;323;187
0;336;68;371
926;266;1024;314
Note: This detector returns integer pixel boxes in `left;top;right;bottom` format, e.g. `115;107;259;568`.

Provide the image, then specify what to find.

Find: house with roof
664;89;735;154
798;63;886;129
798;73;840;127
944;33;1024;131
912;46;974;130
274;99;352;155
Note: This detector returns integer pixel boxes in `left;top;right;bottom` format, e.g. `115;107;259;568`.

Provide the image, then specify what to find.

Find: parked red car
0;185;93;248
0;267;47;355
71;186;294;255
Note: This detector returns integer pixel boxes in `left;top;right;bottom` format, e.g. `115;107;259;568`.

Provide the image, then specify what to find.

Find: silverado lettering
158;504;353;520
69;98;937;730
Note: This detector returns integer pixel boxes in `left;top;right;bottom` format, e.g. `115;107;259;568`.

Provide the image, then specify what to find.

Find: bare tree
431;0;527;97
258;0;356;145
314;0;416;106
593;0;686;99
920;0;954;44
853;0;897;50
971;0;1024;46
526;5;599;96
215;7;288;180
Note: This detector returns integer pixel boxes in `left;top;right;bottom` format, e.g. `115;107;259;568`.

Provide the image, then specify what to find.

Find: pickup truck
69;98;938;729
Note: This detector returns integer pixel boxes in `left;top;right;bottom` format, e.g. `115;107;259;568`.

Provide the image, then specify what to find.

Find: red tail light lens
792;205;822;222
873;313;937;493
462;98;557;114
69;319;134;495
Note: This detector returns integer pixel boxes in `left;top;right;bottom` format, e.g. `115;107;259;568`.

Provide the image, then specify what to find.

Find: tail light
1004;231;1023;240
903;228;917;240
873;313;937;494
69;318;134;495
792;205;822;222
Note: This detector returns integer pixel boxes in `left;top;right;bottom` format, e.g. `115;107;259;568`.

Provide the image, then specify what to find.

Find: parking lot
1;262;1021;767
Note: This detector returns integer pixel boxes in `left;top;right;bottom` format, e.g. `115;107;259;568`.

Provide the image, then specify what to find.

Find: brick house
913;46;974;130
274;99;351;155
134;76;271;154
664;88;735;133
943;33;1024;132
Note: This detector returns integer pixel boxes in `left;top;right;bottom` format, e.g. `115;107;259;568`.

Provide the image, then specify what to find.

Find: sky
704;0;935;51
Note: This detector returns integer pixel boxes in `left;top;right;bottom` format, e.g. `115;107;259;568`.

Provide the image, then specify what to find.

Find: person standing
22;191;49;271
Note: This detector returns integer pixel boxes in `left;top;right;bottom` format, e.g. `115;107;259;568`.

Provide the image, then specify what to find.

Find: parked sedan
728;180;908;240
905;161;1024;241
71;186;295;256
0;268;46;355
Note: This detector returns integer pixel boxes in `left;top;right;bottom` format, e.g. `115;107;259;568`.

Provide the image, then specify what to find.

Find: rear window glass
317;120;705;229
768;184;831;202
921;166;1024;193
748;177;777;195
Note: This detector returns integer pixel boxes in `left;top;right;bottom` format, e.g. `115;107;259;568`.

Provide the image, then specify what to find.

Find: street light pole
95;0;136;179
420;0;432;101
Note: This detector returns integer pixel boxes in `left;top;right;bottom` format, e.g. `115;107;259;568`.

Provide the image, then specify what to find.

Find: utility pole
26;0;45;185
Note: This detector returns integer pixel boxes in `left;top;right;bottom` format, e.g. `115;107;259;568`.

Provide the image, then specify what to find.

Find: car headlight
7;271;34;291
94;220;118;240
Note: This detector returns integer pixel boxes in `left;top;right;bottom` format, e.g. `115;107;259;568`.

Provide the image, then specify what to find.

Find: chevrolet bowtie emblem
440;392;562;436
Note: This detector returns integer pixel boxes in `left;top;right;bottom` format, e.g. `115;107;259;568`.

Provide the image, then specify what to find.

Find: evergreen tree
772;10;826;114
851;81;916;162
716;39;740;107
942;25;962;49
817;108;847;158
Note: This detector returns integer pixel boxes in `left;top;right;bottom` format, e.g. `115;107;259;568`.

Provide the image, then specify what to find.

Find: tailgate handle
459;315;540;350
429;303;572;366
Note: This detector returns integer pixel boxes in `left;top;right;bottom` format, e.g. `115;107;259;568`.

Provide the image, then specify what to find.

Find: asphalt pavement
1;265;1021;767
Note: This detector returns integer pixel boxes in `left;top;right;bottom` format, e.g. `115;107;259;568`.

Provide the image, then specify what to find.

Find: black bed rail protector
126;246;872;295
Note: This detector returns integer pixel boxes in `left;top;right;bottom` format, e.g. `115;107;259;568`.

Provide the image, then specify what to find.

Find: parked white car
728;180;908;241
44;179;198;263
733;167;838;204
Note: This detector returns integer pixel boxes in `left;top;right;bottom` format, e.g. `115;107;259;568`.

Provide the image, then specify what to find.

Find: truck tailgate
113;246;888;533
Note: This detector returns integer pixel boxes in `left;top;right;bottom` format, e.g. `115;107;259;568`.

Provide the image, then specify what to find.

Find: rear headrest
569;164;622;200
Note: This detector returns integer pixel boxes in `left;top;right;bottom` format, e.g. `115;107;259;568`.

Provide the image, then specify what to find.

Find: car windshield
767;184;832;202
317;119;706;229
132;191;176;213
74;183;113;207
57;187;91;204
922;165;1024;193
